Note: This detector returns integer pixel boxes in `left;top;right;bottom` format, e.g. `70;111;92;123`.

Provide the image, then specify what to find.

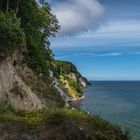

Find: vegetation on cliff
54;60;89;100
0;0;59;76
54;61;80;75
0;11;25;59
0;107;130;140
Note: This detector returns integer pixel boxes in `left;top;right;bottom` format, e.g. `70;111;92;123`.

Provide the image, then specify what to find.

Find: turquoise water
71;81;140;140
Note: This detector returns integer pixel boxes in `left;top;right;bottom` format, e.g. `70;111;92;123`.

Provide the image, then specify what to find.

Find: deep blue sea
70;81;140;140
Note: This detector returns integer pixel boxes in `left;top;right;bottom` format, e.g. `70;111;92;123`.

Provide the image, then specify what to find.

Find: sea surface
70;81;140;140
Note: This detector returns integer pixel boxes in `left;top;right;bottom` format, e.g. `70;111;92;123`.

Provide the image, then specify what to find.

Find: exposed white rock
79;77;87;88
53;78;70;107
68;73;77;82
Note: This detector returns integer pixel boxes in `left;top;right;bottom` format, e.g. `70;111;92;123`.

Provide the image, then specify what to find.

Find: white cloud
54;52;123;59
78;20;140;39
54;51;140;60
52;0;104;35
97;52;123;57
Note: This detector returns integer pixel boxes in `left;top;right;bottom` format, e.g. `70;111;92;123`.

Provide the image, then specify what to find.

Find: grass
0;107;131;140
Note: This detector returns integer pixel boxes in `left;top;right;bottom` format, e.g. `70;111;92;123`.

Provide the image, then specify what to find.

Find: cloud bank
54;51;140;60
52;0;104;35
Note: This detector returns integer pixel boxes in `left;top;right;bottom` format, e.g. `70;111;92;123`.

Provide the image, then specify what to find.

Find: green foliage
54;61;79;76
25;36;52;76
69;80;77;88
68;80;82;94
0;11;25;58
0;11;25;45
0;0;59;77
16;0;59;76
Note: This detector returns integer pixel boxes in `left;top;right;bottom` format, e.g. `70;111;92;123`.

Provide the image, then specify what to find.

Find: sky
47;0;140;81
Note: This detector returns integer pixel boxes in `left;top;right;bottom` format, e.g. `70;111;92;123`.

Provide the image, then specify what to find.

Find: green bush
69;80;77;89
68;80;83;94
25;36;51;76
0;107;130;140
0;11;25;58
54;60;79;75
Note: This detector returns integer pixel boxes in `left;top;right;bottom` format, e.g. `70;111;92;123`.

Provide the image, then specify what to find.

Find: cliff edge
54;60;90;101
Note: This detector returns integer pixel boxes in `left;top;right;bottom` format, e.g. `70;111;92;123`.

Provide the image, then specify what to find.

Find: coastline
68;95;85;102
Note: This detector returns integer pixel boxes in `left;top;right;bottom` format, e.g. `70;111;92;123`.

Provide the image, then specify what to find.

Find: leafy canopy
0;0;60;76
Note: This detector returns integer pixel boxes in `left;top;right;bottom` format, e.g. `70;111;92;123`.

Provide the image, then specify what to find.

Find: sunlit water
70;81;140;140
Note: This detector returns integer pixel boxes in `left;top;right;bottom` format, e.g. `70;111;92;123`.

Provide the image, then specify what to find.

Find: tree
0;0;60;76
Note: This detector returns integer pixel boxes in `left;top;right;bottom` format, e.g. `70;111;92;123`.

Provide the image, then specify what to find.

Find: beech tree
0;0;60;76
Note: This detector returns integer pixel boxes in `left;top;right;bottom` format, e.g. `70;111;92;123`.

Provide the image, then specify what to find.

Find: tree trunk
15;0;19;16
6;0;9;12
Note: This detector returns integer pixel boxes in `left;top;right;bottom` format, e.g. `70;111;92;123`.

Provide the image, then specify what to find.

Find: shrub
69;80;83;94
69;80;77;89
0;107;131;140
25;36;52;77
54;60;78;75
0;11;25;58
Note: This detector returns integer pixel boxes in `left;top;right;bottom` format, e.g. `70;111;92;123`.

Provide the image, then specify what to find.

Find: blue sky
48;0;140;80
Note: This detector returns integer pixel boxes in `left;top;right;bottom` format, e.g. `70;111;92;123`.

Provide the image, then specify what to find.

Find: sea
70;81;140;140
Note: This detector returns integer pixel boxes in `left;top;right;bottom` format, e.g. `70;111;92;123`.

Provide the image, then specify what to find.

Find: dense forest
0;0;131;140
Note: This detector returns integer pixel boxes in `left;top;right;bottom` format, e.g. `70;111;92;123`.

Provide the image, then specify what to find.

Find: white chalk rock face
79;77;87;88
